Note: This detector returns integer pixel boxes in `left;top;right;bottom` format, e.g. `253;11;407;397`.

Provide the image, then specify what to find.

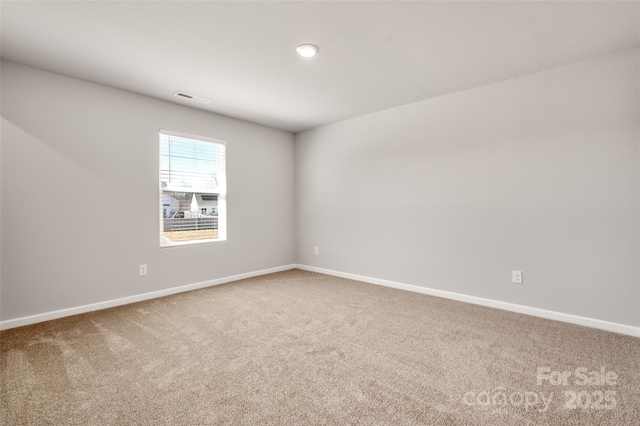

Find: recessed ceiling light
296;44;319;58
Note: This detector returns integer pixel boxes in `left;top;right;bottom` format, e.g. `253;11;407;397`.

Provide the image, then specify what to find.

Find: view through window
160;130;226;246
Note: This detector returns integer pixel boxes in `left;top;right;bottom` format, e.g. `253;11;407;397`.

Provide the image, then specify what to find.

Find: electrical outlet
512;270;522;284
139;264;147;276
314;247;319;255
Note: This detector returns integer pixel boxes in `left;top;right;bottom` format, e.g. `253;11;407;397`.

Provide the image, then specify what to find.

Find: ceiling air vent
174;91;210;104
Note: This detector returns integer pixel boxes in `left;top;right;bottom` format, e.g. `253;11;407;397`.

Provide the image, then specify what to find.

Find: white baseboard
4;263;638;338
295;264;640;338
0;264;297;331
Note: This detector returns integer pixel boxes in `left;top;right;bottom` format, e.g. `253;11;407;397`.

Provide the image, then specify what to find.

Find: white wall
1;61;295;322
296;48;640;327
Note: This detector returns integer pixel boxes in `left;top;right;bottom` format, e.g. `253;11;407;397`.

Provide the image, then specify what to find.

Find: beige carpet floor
1;269;638;425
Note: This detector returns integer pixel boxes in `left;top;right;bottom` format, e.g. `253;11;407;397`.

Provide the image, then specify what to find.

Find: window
159;130;226;246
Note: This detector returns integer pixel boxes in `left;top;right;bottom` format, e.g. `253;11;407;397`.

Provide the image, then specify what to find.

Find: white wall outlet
314;246;319;255
139;264;147;276
512;270;523;284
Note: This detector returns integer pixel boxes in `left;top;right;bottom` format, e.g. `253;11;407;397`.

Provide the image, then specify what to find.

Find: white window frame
159;129;227;247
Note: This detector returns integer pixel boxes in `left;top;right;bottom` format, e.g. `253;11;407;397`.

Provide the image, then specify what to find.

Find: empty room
1;1;639;425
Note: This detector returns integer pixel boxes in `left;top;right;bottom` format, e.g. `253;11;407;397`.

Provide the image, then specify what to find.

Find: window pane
160;131;226;246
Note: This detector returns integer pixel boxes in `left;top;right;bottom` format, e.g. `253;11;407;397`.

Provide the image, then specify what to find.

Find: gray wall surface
2;49;639;329
1;61;296;321
295;48;640;327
